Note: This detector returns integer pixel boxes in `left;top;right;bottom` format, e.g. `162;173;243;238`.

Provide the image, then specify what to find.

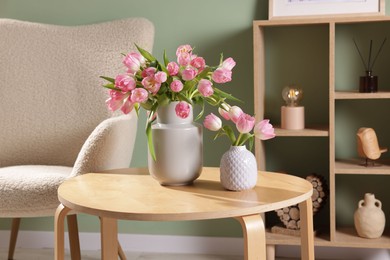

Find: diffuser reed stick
353;38;387;72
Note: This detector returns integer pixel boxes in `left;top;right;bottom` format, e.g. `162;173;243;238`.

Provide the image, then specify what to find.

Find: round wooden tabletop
58;167;312;221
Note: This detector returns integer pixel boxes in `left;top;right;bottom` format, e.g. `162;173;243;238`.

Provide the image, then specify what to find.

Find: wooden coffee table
54;167;314;260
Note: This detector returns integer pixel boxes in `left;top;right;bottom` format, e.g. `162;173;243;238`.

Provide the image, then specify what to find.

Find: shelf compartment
333;228;390;249
335;159;390;175
275;126;329;137
334;91;390;100
266;229;331;246
266;228;390;248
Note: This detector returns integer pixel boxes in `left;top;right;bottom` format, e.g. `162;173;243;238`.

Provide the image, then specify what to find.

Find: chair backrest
0;18;154;167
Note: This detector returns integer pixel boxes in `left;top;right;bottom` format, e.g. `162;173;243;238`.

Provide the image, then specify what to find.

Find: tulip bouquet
203;104;275;150
101;44;239;159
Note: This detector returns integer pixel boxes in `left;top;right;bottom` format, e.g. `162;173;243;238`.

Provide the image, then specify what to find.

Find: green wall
2;0;390;239
0;0;267;237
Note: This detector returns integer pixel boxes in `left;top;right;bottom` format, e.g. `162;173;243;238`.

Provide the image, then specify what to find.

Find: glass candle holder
360;71;378;93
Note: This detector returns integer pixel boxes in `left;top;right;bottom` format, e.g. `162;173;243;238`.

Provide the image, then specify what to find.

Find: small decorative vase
148;101;203;186
359;70;378;93
354;193;386;238
219;145;258;191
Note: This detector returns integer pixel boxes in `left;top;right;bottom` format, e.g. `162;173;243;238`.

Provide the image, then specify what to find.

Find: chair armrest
70;111;137;178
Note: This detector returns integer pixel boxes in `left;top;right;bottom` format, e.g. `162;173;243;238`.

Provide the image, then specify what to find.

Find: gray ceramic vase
148;101;203;186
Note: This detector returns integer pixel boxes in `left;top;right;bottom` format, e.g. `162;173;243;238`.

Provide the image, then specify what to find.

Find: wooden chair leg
118;240;126;260
67;215;81;260
8;218;21;260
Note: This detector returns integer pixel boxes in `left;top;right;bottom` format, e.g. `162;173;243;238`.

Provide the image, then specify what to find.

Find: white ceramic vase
354;193;386;238
147;101;203;186
219;145;258;191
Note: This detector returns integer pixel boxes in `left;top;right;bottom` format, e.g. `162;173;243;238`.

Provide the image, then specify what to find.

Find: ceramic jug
354;193;386;238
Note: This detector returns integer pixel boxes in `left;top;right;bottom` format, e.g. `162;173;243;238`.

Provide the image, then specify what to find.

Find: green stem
189;89;199;100
234;133;243;146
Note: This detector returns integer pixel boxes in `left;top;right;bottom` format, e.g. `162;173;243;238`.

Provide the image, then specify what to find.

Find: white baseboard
1;231;389;259
0;230;243;256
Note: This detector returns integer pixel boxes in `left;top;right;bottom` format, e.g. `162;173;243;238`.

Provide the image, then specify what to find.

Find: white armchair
0;18;154;259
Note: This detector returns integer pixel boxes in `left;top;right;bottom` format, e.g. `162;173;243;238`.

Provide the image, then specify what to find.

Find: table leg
299;198;315;260
100;217;118;260
266;245;276;260
54;204;71;260
236;214;266;260
67;214;81;260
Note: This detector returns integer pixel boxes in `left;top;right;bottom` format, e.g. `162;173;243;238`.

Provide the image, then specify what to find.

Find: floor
0;248;298;260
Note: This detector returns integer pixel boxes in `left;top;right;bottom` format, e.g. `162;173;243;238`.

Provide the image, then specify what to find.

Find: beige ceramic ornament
354;193;386;239
357;127;387;166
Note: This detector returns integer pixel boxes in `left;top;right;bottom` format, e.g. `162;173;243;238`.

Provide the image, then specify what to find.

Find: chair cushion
0;165;72;217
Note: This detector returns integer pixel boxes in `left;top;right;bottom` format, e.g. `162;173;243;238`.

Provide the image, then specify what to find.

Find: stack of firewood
275;174;328;230
307;174;327;214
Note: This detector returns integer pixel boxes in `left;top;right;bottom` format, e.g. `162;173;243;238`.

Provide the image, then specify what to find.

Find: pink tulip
141;71;166;95
254;119;276;140
181;67;197;81
212;68;232;83
198;79;214;97
190;56;206;72
123;52;145;74
114;74;136;92
176;44;193;56
120;97;134;114
141;67;157;78
228;106;244;124
218;106;231;120
236;113;255;134
167;62;179;76
203;113;222;131
154;71;167;83
142;76;161;95
175;101;191;119
130;88;149;103
177;52;191;67
106;90;126;111
221;57;236;70
170;79;184;92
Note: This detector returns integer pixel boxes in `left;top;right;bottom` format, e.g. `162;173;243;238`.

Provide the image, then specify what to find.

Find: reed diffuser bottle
354;38;386;93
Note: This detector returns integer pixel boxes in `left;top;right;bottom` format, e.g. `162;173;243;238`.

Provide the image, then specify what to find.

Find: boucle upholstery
0;113;138;217
0;17;154;219
0;165;72;217
0;18;154;168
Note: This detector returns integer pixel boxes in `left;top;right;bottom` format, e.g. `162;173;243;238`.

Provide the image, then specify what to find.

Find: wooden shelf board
333;228;390;249
266;229;331;246
334;91;390;100
266;228;390;248
335;159;390;175
275;127;329;137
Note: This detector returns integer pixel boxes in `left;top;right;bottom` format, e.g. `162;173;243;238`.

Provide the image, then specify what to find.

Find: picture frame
269;0;385;20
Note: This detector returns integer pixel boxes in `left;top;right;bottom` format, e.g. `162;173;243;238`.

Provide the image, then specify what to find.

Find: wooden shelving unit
335;91;390;99
274;127;329;137
253;16;390;256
